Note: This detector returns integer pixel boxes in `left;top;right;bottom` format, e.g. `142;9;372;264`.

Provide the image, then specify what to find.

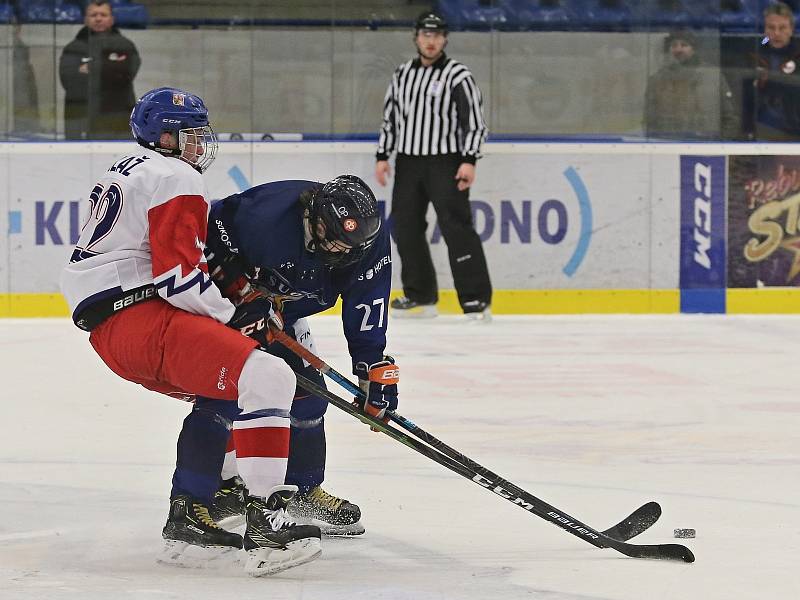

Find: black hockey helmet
304;175;381;268
415;11;448;33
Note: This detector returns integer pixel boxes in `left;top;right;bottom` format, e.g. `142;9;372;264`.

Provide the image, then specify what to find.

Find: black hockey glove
205;247;260;305
354;356;399;430
228;297;284;347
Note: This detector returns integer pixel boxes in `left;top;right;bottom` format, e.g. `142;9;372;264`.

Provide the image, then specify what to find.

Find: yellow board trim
1;290;681;317
0;294;70;318
726;288;800;313
5;289;799;317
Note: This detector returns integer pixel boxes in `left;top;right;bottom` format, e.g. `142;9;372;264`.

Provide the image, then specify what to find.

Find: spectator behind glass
59;1;141;140
644;30;739;140
13;23;40;136
743;1;800;140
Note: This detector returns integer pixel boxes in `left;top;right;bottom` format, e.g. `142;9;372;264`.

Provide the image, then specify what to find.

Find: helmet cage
313;235;366;269
309;198;375;268
178;125;218;173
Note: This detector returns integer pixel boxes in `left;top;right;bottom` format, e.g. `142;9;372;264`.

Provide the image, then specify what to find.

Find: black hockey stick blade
601;502;662;542
605;538;695;563
595;503;694;561
270;330;664;544
292;372;695;563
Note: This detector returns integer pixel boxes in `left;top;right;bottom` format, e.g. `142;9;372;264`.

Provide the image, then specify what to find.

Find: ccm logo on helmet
343;218;358;232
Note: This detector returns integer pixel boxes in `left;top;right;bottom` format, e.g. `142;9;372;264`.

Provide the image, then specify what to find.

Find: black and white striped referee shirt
376;53;488;164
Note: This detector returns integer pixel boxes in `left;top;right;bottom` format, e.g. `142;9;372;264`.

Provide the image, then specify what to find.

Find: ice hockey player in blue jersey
163;175;397;554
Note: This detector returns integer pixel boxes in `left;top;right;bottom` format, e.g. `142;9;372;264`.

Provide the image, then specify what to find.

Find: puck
673;528;696;539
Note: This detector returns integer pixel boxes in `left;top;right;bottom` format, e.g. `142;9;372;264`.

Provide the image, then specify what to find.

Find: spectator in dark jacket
644;30;739;140
744;1;800;140
13;24;40;135
59;1;140;140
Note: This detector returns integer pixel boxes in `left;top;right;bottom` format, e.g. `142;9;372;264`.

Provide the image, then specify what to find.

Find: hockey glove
354;356;399;430
228;297;284;347
205;247;261;305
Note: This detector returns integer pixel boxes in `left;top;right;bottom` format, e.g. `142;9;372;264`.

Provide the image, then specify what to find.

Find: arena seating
434;0;774;32
1;0;785;32
507;0;574;31
704;0;760;32
107;0;148;28
15;0;83;24
582;1;634;32
13;0;148;27
0;3;15;23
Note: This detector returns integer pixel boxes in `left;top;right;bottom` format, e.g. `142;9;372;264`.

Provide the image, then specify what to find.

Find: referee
375;11;492;321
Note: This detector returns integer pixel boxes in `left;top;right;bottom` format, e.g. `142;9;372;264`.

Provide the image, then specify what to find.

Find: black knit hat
664;30;697;52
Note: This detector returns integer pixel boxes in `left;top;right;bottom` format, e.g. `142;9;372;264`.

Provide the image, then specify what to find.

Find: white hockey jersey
60;147;235;325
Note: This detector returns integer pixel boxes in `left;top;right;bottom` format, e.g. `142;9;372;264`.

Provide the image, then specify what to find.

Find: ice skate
462;301;492;323
390;296;438;318
243;485;322;576
287;485;365;536
158;495;243;568
209;476;247;528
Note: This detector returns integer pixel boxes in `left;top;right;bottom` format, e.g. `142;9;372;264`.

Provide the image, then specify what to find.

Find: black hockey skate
159;495;243;568
390;296;438;318
209;476;247;527
287;485;365;536
462;300;492;323
243;485;322;576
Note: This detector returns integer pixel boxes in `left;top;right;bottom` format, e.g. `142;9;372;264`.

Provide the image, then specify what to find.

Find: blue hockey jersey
208;180;392;372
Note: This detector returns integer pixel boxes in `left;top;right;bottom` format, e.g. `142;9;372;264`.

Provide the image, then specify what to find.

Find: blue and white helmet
129;87;218;173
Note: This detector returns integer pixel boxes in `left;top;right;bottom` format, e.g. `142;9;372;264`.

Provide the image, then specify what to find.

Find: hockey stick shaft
290;369;694;562
273;330;661;544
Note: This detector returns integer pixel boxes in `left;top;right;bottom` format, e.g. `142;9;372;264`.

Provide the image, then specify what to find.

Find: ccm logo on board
693;162;713;270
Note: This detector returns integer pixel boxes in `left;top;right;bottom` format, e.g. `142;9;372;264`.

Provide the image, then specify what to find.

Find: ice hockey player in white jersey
60;87;322;576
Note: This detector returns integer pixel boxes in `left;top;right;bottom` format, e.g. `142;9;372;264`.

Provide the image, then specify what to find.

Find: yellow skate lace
192;503;223;529
308;487;345;511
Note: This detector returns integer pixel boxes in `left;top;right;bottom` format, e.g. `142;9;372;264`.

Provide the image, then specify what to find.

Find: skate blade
215;514;246;529
464;312;492;324
315;519;365;537
157;540;241;569
244;538;322;576
285;512;365;536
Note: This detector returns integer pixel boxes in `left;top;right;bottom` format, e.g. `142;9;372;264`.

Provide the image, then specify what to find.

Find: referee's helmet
415;11;448;33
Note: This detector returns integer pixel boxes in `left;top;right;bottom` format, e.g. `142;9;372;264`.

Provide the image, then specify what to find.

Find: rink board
2;141;800;315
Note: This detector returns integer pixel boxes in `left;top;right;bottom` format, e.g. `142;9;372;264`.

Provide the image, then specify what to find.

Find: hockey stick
286;370;693;561
292;371;694;562
273;329;661;544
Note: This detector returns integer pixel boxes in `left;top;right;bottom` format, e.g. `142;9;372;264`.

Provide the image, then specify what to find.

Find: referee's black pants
390;153;492;310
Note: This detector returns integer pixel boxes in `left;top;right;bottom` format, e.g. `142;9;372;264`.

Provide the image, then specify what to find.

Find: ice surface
2;315;799;599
